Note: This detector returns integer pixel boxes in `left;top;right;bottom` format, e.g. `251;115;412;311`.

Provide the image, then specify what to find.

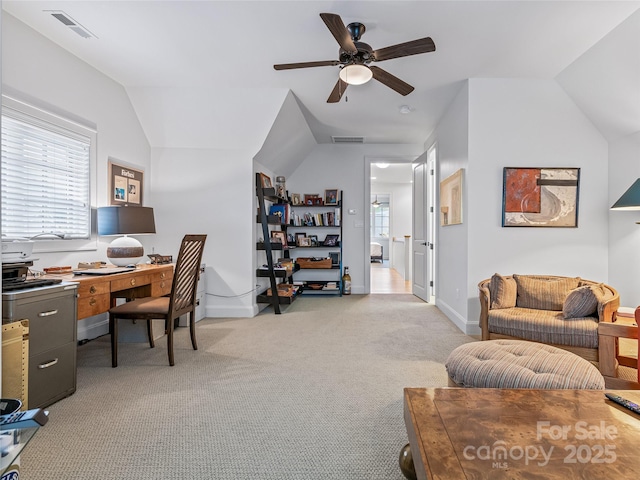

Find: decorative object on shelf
342;266;352;295
309;235;318;246
97;206;156;266
275;176;287;198
325;189;339;205
258;172;272;188
297;257;332;269
611;178;640;223
323;234;339;246
291;193;301;205
329;252;340;267
269;204;288;224
502;167;580;227
298;237;311;247
109;159;143;206
439;168;463;226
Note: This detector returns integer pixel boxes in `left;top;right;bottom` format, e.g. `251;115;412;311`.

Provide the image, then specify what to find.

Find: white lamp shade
339;64;373;85
107;235;144;266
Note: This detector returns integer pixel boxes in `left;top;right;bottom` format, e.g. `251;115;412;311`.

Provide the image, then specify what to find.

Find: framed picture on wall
109;159;144;206
439;169;463;226
502;167;580;227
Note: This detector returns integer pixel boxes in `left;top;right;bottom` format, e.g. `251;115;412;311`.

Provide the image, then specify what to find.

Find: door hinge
429;281;434;287
430;169;434;175
430;206;434;213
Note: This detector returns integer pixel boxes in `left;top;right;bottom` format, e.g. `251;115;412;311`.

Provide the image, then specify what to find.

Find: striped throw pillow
513;275;580;311
563;285;599;319
489;274;517;309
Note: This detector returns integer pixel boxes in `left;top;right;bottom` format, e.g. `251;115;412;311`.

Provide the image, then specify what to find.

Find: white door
412;153;429;301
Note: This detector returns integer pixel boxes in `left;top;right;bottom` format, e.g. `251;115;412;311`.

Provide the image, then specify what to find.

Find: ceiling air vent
331;136;365;144
47;11;97;39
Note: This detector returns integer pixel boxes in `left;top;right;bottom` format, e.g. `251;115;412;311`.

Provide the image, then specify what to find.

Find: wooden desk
46;264;173;320
403;388;640;480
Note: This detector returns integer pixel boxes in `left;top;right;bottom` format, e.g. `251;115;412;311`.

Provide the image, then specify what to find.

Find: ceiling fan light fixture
339;64;373;85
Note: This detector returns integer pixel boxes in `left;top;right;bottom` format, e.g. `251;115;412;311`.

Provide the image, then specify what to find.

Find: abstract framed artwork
502;167;580;227
439;168;463;226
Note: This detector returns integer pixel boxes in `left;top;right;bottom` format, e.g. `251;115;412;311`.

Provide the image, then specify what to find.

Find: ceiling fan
274;13;436;103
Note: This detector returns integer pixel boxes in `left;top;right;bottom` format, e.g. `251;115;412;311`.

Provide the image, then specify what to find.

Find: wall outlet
348;209;357;215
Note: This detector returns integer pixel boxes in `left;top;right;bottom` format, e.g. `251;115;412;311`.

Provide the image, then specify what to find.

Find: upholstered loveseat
478;274;619;365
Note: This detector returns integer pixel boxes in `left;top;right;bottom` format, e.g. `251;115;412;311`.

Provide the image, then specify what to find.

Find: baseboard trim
206;305;257;318
77;315;109;341
436;299;481;336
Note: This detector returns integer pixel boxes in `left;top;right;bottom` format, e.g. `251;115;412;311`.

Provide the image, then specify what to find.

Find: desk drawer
151;279;172;297
111;274;151;292
77;293;110;319
78;281;110;297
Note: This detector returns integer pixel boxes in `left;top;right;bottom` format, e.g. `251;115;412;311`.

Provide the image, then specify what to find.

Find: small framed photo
304;194;322;206
291;193;301;205
324;189;338;205
259;172;272;188
270;231;287;246
309;235;318;246
295;232;307;245
323;234;339;246
299;237;311;247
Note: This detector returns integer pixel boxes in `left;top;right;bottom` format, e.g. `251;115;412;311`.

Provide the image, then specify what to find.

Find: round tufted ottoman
445;340;604;389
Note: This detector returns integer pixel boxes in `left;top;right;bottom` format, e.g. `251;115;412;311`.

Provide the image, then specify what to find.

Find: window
371;200;390;238
1;96;95;242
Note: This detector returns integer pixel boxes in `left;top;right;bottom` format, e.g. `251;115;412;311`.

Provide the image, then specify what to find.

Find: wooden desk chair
109;234;207;367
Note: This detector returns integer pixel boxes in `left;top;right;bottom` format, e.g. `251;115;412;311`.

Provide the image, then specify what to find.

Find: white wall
608;131;640;307
430;83;470;332
287;144;422;294
2;14;152;339
464;78;609;333
150;147;257;318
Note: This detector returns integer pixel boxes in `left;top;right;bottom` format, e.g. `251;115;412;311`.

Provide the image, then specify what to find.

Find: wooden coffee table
403;388;640;479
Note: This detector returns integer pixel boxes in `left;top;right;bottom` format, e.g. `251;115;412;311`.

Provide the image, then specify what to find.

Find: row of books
268;204;342;227
291;208;341;227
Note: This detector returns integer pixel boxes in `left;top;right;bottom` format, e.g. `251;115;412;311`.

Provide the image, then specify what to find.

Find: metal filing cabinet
2;283;78;408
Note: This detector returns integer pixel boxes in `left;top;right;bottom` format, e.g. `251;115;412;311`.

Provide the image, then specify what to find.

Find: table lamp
611;178;640;223
97;206;156;266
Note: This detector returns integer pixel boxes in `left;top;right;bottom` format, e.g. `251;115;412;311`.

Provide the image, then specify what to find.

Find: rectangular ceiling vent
331;136;365;144
46;10;97;39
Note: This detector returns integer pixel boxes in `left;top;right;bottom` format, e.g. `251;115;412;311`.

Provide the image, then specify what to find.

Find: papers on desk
72;267;135;275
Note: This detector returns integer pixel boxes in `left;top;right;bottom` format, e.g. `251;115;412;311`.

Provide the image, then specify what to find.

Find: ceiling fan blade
370;66;414;96
320;13;357;54
274;60;340;70
373;37;436;62
327;79;348;103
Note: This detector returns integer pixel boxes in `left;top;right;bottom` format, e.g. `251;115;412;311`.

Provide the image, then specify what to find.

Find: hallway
370;261;412;294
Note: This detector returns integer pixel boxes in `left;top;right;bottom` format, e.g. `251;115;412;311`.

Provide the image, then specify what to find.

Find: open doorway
370;162;413;294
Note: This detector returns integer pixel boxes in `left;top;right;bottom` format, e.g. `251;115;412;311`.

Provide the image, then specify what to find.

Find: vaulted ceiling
4;1;640;151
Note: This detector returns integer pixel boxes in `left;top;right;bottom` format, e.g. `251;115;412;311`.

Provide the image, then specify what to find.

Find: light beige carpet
21;294;474;479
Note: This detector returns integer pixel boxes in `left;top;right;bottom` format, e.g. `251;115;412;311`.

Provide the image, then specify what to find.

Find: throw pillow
513;275;580;311
563;285;599;319
489;273;517;309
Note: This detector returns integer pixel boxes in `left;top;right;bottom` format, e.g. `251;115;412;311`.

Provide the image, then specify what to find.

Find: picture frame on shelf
323;234;339;246
304;194;323;206
324;189;339;205
291;193;301;205
259;172;272;188
295;232;307;245
299;237;312;247
309;235;318;246
270;231;287;246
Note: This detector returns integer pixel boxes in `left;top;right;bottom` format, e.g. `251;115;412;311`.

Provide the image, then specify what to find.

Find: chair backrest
168;235;207;320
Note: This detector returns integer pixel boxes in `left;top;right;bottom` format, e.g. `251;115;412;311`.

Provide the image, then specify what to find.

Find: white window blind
1;106;92;240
